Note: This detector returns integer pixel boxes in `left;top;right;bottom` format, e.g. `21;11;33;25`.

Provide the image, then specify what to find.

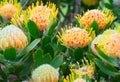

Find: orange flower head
57;27;92;48
75;9;114;30
29;6;51;31
75;65;94;78
11;1;58;29
0;25;28;50
63;60;95;82
0;0;22;20
80;10;108;29
32;64;59;82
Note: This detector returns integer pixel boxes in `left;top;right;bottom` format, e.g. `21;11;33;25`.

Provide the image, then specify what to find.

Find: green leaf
27;20;40;39
50;55;63;68
44;43;54;57
0;54;9;65
34;49;52;68
21;54;33;76
19;38;41;56
68;48;74;59
20;0;28;9
7;65;17;73
111;75;120;82
75;19;80;27
97;47;118;67
90;21;99;35
0;67;8;80
58;43;67;53
74;47;83;61
61;62;71;77
86;54;96;60
41;35;51;47
34;49;43;68
94;58;120;76
0;16;5;24
4;48;16;60
42;53;52;64
47;20;58;36
14;63;24;74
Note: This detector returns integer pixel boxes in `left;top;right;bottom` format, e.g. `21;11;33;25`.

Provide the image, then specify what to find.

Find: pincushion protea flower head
82;0;99;6
91;29;120;58
11;1;58;30
75;8;114;30
0;25;28;50
63;60;95;82
57;26;95;48
31;64;59;82
74;60;95;79
0;0;22;21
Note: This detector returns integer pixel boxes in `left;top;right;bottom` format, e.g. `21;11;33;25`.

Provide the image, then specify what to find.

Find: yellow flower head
74;60;95;79
0;0;22;20
91;29;120;58
75;9;114;30
57;26;95;48
29;6;52;31
32;64;59;82
11;1;58;30
82;0;99;6
63;60;95;82
0;25;28;50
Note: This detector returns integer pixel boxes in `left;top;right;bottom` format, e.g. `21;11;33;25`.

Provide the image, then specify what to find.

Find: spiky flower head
63;60;95;82
0;0;22;21
75;9;114;30
74;60;95;79
82;0;99;6
11;1;58;30
57;26;95;48
32;64;59;82
0;25;28;50
91;29;120;58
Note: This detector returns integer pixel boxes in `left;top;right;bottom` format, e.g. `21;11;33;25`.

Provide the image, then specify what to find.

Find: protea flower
11;1;58;30
0;25;28;50
75;65;95;79
63;60;95;82
57;26;95;48
31;64;59;82
0;0;22;21
91;29;120;58
75;9;114;30
75;61;95;79
82;0;99;6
